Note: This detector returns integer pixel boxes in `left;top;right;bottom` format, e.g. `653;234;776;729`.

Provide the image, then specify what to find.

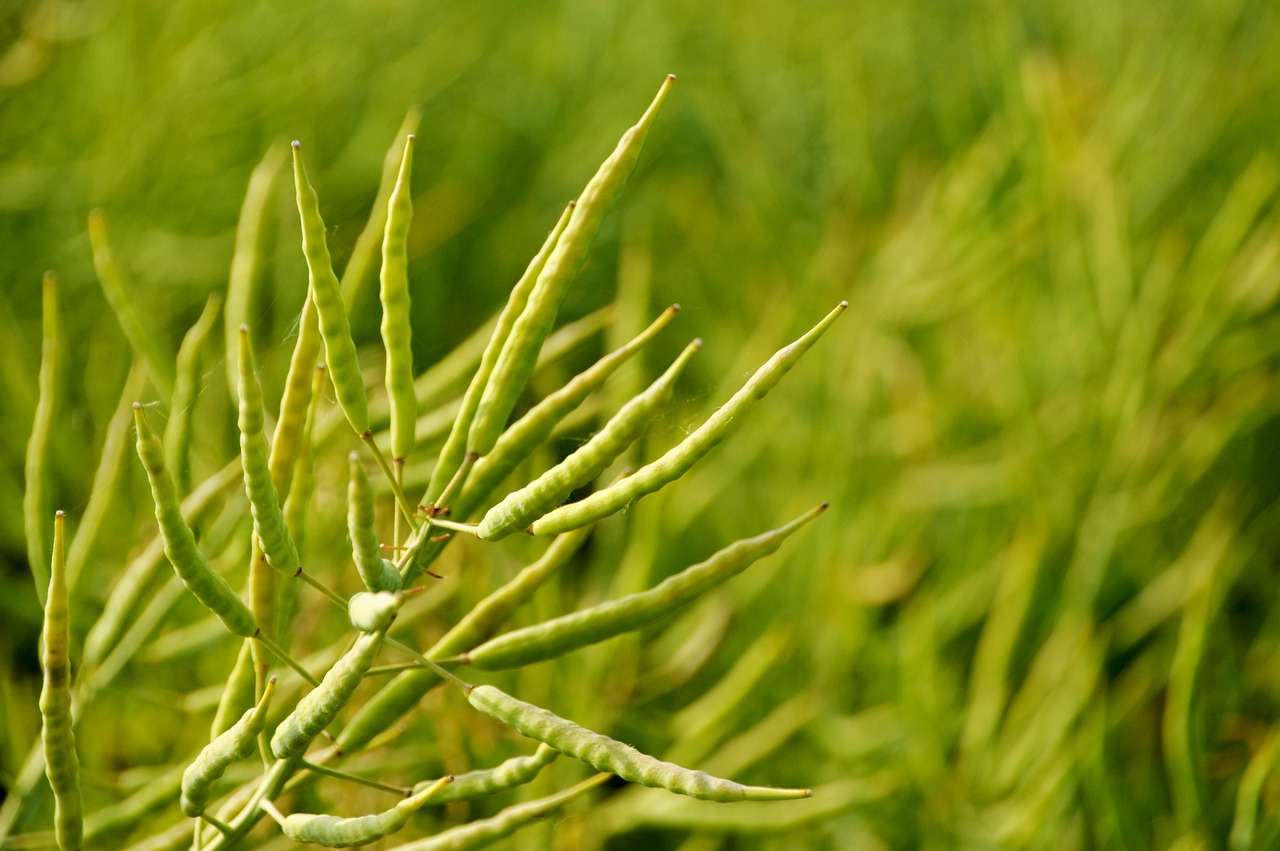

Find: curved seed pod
274;363;326;638
464;505;825;669
531;302;846;535
133;405;257;638
393;774;610;851
40;511;83;851
270;293;322;497
412;744;558;805
348;453;402;592
449;304;678;525
468;75;675;456
238;326;301;576
165;293;222;495
426;202;575;504
277;776;450;847
336;528;589;753
225;142;288;399
271;628;386;758
88;210;175;396
467;685;810;801
210;641;257;739
181;678;276;817
25;273;58;606
292;141;369;435
479;338;701;540
348;592;400;633
381;134;417;463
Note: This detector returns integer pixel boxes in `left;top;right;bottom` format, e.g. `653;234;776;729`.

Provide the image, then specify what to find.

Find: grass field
2;2;1279;848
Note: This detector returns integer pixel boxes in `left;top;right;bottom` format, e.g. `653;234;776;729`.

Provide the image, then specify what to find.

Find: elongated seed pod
532;302;846;535
348;453;402;592
181;678;276;817
88;211;175;396
348;592;400;633
41;511;83;851
210;640;257;738
412;744;558;804
465;505;824;669
393;774;610;851
275;363;325;638
25;273;58;606
467;685;810;801
292;141;369;435
336;528;589;753
238;327;301;576
277;776;451;847
166;294;222;495
425;202;575;504
133;405;257;638
271;293;322;496
479;338;702;539
225;142;288;399
447;304;678;526
271;629;386;758
468;76;675;456
381;134;417;463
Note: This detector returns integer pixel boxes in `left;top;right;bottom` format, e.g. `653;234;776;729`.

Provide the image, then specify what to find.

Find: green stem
362;432;419;530
252;632;319;687
301;760;411;797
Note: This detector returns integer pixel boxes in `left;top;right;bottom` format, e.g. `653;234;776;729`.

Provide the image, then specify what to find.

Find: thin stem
301;760;412;797
430;451;478;515
383;638;472;692
257;798;287;827
252;632;319;687
393;460;405;547
362;433;419;530
367;661;424;676
426;517;480;536
296;570;348;610
201;814;235;836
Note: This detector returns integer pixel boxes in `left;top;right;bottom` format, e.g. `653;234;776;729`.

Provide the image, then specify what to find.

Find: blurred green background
3;0;1280;848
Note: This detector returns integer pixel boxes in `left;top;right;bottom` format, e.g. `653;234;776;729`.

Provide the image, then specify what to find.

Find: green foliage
3;2;1280;849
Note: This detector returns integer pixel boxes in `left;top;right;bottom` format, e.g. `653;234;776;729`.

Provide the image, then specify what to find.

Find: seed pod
392;774;610;851
478;338;701;540
238;327;301;577
271;628;386;758
166;293;222;495
25;273;58;607
348;453;402;593
133;405;257;638
292;141;369;435
425;202;575;505
411;744;558;805
210;641;257;739
336;529;589;754
467;685;809;801
348;591;400;633
531;302;846;535
181;678;276;817
468;75;675;456
464;505;825;669
276;776;451;847
40;511;83;851
381;134;417;463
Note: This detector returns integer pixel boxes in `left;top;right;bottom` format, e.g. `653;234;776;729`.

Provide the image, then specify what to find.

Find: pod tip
55;509;65;517
291;139;302;150
131;401;143;411
667;73;677;81
671;303;681;313
838;300;848;309
692;337;704;348
406;133;416;142
239;323;250;334
349;451;360;462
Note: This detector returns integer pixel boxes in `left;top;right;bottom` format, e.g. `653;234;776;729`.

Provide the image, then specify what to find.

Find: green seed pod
165;293;222;496
411;744;558;805
210;641;257;739
40;511;83;851
381;134;417;463
348;591;400;633
237;326;301;577
25;272;58;607
292;141;369;435
467;685;810;801
133;404;257;638
531;302;846;535
426;201;576;504
271;628;386;758
451;304;679;524
271;293;322;497
336;528;589;754
88;210;175;397
464;505;825;669
392;774;610;851
181;678;276;817
468;75;675;456
478;338;702;540
348;453;402;593
275;777;451;847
